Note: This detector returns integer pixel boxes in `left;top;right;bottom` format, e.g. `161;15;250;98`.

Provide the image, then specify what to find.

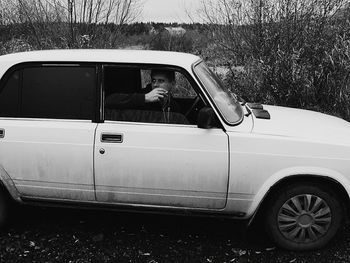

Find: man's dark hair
151;69;175;82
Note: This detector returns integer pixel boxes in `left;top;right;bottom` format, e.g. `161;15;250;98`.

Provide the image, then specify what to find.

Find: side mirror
197;107;221;129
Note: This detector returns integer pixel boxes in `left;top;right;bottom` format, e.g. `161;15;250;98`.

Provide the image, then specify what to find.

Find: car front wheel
265;183;343;251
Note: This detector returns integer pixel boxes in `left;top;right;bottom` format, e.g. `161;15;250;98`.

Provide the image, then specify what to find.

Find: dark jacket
105;85;151;110
105;85;187;124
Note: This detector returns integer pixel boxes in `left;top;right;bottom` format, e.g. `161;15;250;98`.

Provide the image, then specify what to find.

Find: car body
0;49;349;250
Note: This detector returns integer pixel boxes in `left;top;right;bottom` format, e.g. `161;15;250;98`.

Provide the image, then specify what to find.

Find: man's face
151;73;174;92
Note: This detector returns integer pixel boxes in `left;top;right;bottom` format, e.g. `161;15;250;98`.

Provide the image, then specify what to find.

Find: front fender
246;166;350;217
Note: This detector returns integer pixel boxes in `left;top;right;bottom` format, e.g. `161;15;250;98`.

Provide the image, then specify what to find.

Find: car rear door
0;64;97;201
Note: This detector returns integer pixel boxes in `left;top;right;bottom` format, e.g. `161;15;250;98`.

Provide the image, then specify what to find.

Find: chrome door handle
0;129;4;138
101;133;123;143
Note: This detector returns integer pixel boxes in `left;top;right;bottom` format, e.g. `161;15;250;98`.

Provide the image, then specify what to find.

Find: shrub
202;0;350;120
0;38;33;55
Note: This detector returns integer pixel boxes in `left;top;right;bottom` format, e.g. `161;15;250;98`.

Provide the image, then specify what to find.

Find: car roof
0;49;202;69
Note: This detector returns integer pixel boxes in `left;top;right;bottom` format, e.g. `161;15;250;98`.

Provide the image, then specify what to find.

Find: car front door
94;122;229;209
94;65;229;209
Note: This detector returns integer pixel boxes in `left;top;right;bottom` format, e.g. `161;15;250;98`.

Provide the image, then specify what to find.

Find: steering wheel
184;96;201;117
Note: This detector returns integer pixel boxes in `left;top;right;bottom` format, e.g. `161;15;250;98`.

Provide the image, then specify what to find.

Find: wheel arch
0;166;21;202
247;168;350;225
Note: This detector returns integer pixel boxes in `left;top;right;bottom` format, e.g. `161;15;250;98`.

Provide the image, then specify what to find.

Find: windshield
193;62;243;124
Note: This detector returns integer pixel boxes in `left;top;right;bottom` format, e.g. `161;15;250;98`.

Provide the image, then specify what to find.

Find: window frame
101;63;210;126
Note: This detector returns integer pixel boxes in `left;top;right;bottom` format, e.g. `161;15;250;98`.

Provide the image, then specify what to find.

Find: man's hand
145;88;168;103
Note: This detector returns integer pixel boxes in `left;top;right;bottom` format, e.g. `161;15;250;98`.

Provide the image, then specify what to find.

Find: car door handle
101;133;123;143
0;129;4;138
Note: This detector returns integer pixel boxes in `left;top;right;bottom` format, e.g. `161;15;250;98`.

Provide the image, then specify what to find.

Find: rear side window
0;65;96;120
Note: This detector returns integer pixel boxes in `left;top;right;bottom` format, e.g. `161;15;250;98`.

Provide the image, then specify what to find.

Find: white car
0;49;349;251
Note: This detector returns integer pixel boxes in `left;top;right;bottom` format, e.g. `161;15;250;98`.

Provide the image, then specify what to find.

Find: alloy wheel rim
277;194;332;243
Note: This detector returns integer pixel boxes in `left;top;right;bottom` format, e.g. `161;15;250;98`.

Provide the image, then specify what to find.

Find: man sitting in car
105;69;188;124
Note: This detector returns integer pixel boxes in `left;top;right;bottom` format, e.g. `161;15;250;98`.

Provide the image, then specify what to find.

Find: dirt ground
0;205;349;263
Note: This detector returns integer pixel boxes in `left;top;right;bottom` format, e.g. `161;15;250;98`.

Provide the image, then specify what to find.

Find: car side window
104;66;205;125
0;65;96;120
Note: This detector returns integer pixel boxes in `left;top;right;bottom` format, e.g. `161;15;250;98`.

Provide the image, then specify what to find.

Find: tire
264;183;343;251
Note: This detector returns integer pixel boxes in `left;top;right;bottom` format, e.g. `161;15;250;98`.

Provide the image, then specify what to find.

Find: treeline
0;21;210;56
120;22;208;35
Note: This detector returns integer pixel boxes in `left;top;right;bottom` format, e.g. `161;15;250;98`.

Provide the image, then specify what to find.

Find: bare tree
1;0;143;48
63;0;143;46
65;0;143;24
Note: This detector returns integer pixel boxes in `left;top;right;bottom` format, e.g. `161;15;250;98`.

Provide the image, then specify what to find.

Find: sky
140;0;204;23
